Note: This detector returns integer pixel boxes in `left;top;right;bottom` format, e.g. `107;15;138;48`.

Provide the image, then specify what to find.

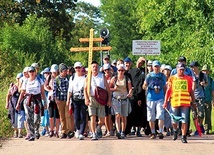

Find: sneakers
75;130;80;139
60;133;67;139
193;130;199;136
18;134;23;138
49;131;54;138
28;136;35;141
136;131;142;137
25;134;30;140
158;133;164;139
173;130;178;141
181;135;188;143
55;132;59;138
67;131;75;139
35;133;40;139
166;131;171;136
121;132;125;139
79;134;84;140
150;133;156;139
41;128;46;136
91;133;98;141
116;132;122;139
105;132;111;137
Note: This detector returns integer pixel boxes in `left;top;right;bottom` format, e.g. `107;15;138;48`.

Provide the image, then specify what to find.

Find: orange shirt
168;75;193;107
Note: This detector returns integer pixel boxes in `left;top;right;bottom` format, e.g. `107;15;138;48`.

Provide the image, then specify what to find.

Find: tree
136;0;214;67
100;0;143;60
0;0;77;40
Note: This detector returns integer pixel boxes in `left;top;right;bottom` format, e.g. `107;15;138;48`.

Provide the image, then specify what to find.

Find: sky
79;0;101;7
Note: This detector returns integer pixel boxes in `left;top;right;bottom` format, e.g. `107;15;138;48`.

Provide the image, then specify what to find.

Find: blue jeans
73;100;87;134
171;106;190;124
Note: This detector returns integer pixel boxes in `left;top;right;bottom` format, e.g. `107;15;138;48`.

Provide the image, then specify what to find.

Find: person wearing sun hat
143;60;166;140
67;61;87;140
201;64;214;134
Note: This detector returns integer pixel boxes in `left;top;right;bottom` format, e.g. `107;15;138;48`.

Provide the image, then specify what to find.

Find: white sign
132;40;161;55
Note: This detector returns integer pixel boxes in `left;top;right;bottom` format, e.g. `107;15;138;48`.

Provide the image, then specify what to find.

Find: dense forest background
0;0;214;88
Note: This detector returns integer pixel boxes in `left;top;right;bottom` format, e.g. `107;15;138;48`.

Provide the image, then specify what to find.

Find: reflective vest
169;75;193;107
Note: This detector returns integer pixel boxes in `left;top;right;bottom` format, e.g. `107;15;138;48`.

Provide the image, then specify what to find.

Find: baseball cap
103;55;110;60
59;63;68;72
103;64;111;70
177;63;185;69
112;59;117;64
152;60;161;67
164;65;172;71
117;64;125;70
124;57;132;62
31;62;40;68
16;73;23;79
189;61;200;67
147;60;153;66
43;67;50;73
23;67;30;73
74;62;83;68
202;64;210;71
178;56;186;62
50;64;58;72
28;66;36;72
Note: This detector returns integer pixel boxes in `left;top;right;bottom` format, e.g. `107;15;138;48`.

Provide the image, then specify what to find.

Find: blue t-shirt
146;72;166;101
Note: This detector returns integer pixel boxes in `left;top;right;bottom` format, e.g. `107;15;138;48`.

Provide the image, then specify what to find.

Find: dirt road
1;134;214;155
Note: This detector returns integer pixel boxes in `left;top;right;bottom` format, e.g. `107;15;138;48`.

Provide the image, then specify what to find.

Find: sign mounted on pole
132;40;161;55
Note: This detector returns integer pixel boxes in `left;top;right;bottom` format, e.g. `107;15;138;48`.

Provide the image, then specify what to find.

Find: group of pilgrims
5;55;214;143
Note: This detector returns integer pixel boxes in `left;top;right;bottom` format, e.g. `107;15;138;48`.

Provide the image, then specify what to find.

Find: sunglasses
118;70;125;72
75;67;81;69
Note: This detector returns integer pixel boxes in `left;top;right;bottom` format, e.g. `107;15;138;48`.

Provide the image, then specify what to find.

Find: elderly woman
6;73;24;138
16;66;47;141
109;64;132;139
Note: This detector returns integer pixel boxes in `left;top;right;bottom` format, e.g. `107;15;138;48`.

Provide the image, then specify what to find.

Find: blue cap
124;57;132;62
177;63;185;69
43;67;50;73
152;60;161;67
189;61;200;67
16;72;23;79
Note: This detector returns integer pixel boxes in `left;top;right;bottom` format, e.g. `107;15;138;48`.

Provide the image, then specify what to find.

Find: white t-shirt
21;78;44;95
68;75;86;94
91;72;105;96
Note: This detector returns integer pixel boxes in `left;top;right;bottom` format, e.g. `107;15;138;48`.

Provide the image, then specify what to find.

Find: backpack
113;74;129;93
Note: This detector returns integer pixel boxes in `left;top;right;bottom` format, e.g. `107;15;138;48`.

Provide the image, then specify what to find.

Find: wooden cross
70;28;112;94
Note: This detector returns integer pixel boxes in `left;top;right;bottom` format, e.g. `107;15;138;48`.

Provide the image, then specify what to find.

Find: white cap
103;64;111;70
164;65;172;71
50;64;58;72
23;67;30;73
31;63;39;68
74;62;82;68
117;64;125;70
161;64;166;70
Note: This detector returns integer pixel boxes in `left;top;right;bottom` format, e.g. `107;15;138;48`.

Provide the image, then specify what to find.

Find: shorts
88;97;105;118
195;98;205;119
171;106;190;124
112;98;129;117
147;99;164;122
